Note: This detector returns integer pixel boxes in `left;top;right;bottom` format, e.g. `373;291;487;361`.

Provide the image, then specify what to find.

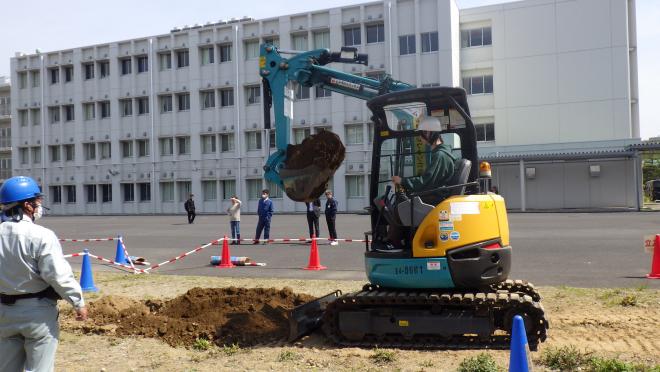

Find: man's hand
75;306;88;321
391;176;402;185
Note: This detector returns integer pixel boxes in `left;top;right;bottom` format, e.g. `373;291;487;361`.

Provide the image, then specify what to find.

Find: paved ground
41;211;660;288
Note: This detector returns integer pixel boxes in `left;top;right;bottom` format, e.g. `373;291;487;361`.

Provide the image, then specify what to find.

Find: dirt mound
83;287;314;347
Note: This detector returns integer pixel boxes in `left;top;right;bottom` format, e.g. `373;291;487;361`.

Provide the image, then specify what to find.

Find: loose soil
82;287;314;347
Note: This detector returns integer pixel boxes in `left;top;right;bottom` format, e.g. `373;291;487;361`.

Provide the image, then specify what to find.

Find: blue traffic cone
114;235;126;264
509;315;531;372
80;249;98;292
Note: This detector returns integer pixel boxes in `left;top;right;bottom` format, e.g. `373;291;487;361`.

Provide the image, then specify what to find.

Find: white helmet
417;116;444;132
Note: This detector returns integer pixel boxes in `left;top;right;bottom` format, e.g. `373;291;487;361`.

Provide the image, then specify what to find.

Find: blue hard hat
0;176;43;205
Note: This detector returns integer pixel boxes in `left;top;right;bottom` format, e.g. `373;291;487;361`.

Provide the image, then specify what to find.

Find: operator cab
366;87;478;253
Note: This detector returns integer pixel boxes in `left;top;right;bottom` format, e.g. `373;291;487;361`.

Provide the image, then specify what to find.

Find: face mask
33;205;43;221
262;194;267;199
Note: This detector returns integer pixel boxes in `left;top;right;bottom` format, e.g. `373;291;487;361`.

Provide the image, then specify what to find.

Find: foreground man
0;176;87;372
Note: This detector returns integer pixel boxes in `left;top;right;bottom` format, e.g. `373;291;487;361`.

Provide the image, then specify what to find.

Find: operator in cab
391;116;457;202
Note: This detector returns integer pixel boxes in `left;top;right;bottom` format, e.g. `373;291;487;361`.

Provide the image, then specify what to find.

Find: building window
176;49;189;68
84;63;94;79
121;140;133;158
246;131;262;151
201;90;215;109
293;128;310;145
220;133;234;152
50;186;62;204
123;183;134;202
137;139;149;157
159;137;174;156
367;122;374;144
159;53;172;70
269;129;276;149
64;105;74;121
31;147;41;164
31;108;40;125
461;27;492;48
244;40;259;60
64;66;73;82
365;71;386;81
100;101;111;118
49;145;61;162
160;95;173;113
65;185;76;203
219;44;232;62
346;175;364;197
85;184;97;203
202;180;217;201
246;179;262;199
263;37;279;47
266;181;283;199
220;88;234;107
49;68;59;84
366;23;385;44
64;144;75;161
292;34;308;50
421;31;439;53
138;183;151;201
120;99;132;117
344;27;361;46
475;123;495;142
177;181;191;202
19;147;29;164
160;182;174;202
295;84;310;100
99;61;110;78
31;71;40;87
201;135;216;154
18;72;27;89
222;180;236;199
19;110;28;126
313;30;330;49
99;142;111;159
120;58;132;75
137;97;149;115
345;124;364;145
246;86;260;105
137;56;148;73
177;93;190;111
84;103;95;120
315;86;332;98
462;75;493;95
177;136;190;155
83;143;96;160
101;184;112;203
49;107;60;124
399;34;416;55
201;46;214;65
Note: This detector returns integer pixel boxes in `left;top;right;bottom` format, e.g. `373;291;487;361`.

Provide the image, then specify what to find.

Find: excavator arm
259;44;412;202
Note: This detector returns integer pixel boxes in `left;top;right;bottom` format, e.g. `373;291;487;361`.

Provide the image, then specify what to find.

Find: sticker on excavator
450;201;480;215
284;83;294;119
398;320;410;327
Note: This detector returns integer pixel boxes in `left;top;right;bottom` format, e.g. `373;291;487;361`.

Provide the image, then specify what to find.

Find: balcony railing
0;169;11;180
0;138;10;149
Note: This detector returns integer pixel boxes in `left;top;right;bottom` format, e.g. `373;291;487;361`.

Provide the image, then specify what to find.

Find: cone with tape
80;249;98;292
509;315;532;372
218;236;235;268
648;234;660;279
114;235;126;264
303;235;327;271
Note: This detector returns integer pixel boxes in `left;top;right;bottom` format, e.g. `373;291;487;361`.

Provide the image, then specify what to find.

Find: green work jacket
401;144;457;194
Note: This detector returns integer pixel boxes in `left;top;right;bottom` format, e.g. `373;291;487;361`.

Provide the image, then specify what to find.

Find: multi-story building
10;0;640;214
0;76;11;184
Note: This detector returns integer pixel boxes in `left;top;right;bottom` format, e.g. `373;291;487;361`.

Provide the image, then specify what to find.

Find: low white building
10;0;640;214
0;77;11;184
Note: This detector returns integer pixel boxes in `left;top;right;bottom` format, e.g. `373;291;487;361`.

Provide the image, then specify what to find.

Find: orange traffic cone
304;235;327;271
218;236;235;268
648;235;660;279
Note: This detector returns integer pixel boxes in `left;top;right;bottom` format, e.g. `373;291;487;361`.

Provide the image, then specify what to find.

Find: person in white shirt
0;176;88;372
226;195;242;244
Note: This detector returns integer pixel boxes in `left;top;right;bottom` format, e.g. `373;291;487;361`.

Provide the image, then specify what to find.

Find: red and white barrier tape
223;237;368;243
86;252;146;273
59;237;117;243
143;237;223;273
63;252;86;258
119;237;136;272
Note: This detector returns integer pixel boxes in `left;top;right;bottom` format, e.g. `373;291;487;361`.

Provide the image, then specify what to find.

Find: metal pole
519;159;526;212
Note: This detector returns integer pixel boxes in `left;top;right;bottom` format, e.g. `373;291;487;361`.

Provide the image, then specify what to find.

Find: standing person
184;193;196;224
253;189;274;244
0;176;88;372
305;198;321;239
324;190;339;246
227;195;242;244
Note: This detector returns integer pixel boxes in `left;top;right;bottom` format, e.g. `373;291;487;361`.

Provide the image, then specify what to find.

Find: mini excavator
260;44;548;349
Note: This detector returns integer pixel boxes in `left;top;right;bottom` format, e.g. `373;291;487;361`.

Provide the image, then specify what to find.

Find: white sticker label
450;202;480;215
427;262;441;271
449;214;462;222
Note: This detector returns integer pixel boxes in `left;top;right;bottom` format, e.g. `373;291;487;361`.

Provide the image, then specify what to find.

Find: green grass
369;348;397;365
277;350;301;362
538;346;660;372
191;338;212;351
221;343;242;356
457;353;502;372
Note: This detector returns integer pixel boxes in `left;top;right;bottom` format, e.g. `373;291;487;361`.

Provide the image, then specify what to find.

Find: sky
1;0;658;138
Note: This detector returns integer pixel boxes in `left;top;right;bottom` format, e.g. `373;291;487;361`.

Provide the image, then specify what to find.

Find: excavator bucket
281;131;346;202
287;290;342;341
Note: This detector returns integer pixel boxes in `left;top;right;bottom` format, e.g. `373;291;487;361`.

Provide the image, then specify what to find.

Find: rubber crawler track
322;280;548;350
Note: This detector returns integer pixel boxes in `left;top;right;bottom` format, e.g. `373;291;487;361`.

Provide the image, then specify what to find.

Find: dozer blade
281;131;346;202
287;290;342;342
